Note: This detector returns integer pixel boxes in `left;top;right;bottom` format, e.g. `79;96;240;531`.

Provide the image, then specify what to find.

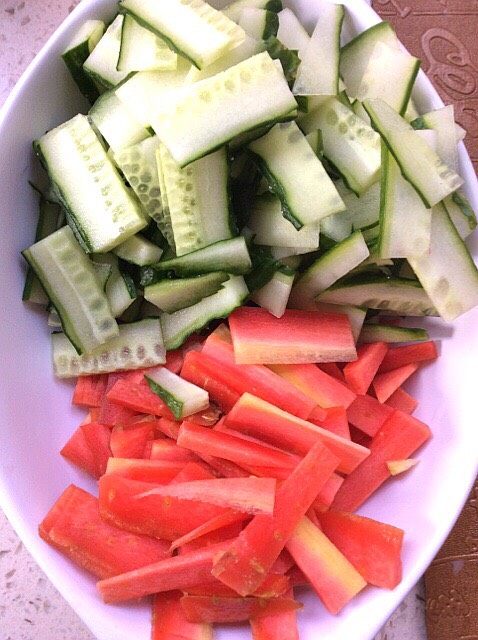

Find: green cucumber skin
146;376;183;419
359;324;429;344
264;11;279;40
62;42;101;103
119;5;199;69
398;60;421;117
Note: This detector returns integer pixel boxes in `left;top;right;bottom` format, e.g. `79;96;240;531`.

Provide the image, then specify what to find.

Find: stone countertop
0;0;427;638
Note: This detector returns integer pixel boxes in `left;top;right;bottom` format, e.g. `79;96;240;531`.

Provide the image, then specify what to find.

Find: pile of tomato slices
40;309;436;638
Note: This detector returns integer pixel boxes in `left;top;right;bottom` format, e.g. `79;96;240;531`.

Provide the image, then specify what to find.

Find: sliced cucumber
23;195;63;305
364;98;463;208
293;2;343;96
269;246;311;260
337;180;380;231
321;210;353;243
356;42;419;116
379;145;432;259
353;100;372;125
248;194;320;248
90;258;113;291
83;16;128;90
305;130;322;157
158;145;233;256
359;324;429;344
411;105;458;172
62;19;105;103
92;253;137;317
89;90;151;152
289;231;370;307
52;318;165;378
48;309;62;329
150;52;297;167
115;65;191;128
113;234;163;265
117;15;177;73
186;35;265;83
277;8;309;56
23;227;118;354
408;204;478;321
119;0;245;69
443;191;477;240
144;273;229;313
145;368;209;419
251;266;294;318
238;8;278;40
161;276;248;349
113;136;174;246
223;0;282;22
306;98;382;195
142;237;252;282
404;98;420;123
248;121;344;228
340;21;399;99
35;114;146;253
317;276;438;317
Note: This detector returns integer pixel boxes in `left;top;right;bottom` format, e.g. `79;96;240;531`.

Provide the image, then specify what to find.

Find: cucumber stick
359;324;429;344
408;204;478;321
62;19;105;103
443;191;477;240
92;253;137;317
411;105;458;171
364;98;463;207
161;276;249;350
144;273;229;313
306;98;382;195
293;1;343;96
223;0;282;22
248;195;320;248
356;42;420;115
115;65;191;128
113;234;163;266
114;136;175;246
379;146;432;259
145;368;209;419
337;180;380;231
52;318;165;378
321;210;353;243
151;52;297;167
23;227;118;354
157;145;233;256
23;196;63;305
117;15;178;73
89;90;151;152
340;21;400;99
317;277;437;316
240;8;278;39
119;0;245;69
251;267;294;318
35;114;146;253
141;237;252;282
277;8;309;56
83;16;128;89
248;121;345;228
289;231;370;307
186;35;264;83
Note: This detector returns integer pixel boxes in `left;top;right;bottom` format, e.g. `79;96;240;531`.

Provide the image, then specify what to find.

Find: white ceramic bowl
1;1;478;639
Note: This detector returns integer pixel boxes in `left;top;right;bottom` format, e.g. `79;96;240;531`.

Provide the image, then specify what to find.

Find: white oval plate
1;1;477;639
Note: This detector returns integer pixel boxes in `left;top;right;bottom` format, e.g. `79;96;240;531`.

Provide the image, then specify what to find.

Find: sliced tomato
60;426;98;478
106;378;175;419
225;393;370;475
72;374;108;407
164;349;185;375
250;588;299;640
181;351;241;413
211;440;339;596
332;410;431;512
99;474;227;541
373;363;418;403
152;591;212;640
317;362;345;381
110;422;156;459
378;341;438;373
99;372;139;426
228;307;356;365
39;485;170;579
313;473;345;512
319;510;404;589
171;461;216;483
343;342;388;395
286;516;366;614
385;387;419;414
270;363;356;410
150;438;198;463
97;539;231;603
187;573;290;599
309;406;351;440
346;394;394;437
180;595;302;624
178;520;246;554
170;510;249;552
156;418;181;440
80;422;111;478
105;457;185;484
201;326;317;419
197;453;250;479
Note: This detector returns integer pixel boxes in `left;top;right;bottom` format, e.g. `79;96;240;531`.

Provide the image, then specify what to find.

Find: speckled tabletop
0;1;428;639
